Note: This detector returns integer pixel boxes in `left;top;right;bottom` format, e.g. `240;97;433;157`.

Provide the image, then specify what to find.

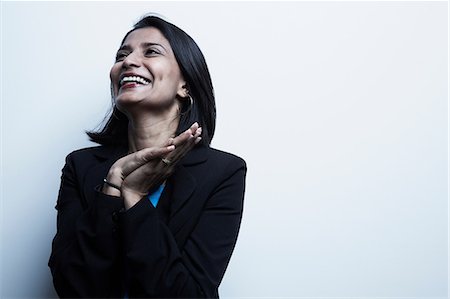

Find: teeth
120;75;150;86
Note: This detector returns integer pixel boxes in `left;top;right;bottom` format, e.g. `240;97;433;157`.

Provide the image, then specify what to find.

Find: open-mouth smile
119;74;151;88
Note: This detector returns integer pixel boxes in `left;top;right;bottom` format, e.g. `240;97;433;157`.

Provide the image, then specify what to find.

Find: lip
119;72;152;86
120;82;142;90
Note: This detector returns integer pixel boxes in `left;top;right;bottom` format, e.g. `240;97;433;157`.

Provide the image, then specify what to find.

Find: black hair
87;14;216;146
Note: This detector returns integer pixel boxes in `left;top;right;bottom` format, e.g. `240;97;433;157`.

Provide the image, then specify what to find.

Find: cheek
109;65;120;95
162;62;184;89
110;65;120;84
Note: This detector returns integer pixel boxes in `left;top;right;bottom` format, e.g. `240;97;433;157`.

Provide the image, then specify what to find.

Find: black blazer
48;144;246;298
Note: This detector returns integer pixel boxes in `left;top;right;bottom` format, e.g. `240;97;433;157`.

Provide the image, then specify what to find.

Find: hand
103;123;202;209
164;122;202;166
122;123;202;208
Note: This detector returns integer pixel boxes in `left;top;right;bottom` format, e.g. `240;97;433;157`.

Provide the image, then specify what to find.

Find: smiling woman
111;28;187;120
48;15;246;298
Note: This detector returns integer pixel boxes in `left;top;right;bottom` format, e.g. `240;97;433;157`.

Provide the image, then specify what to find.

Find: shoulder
63;145;124;175
206;147;246;169
65;146;102;166
182;145;246;179
66;145;125;161
181;145;245;169
201;147;247;182
67;145;105;158
61;145;126;185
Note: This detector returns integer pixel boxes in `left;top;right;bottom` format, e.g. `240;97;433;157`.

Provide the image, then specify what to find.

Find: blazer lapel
167;145;208;234
168;166;196;218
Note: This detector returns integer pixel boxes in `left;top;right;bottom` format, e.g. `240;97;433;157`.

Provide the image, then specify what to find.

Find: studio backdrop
1;1;448;298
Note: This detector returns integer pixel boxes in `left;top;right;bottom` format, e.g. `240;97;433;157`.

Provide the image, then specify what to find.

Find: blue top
148;183;165;207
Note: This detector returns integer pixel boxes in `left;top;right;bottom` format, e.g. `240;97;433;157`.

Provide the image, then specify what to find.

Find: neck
127;108;180;152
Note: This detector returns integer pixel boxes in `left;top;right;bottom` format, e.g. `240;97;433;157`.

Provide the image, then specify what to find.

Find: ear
177;81;189;98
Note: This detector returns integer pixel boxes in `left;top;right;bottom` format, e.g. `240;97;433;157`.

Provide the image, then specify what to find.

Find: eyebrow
118;42;167;52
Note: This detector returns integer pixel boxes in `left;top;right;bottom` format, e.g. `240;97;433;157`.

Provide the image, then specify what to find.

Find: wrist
103;170;123;197
102;183;121;197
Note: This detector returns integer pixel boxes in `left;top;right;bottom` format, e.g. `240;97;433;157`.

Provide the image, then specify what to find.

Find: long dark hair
87;15;216;146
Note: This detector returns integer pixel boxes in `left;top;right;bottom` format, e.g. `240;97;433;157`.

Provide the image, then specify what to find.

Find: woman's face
110;27;187;113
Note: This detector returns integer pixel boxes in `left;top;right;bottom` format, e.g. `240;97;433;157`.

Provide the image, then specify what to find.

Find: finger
171;128;193;147
194;127;202;138
171;122;198;146
163;134;199;165
165;137;175;146
160;124;202;166
189;122;199;134
172;125;201;148
173;133;196;153
137;157;175;183
121;145;175;175
178;127;201;150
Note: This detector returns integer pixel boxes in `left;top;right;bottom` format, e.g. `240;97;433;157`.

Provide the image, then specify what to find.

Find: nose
122;51;141;69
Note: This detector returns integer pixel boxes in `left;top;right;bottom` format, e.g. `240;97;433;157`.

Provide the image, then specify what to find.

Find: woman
49;15;246;298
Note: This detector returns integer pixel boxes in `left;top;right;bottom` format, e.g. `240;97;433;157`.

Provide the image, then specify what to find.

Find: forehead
122;27;171;49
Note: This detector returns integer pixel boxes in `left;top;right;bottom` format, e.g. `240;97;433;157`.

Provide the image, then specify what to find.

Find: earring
181;94;193;114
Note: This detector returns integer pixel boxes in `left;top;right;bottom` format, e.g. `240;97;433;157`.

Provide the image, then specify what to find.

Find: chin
114;97;143;115
115;94;143;105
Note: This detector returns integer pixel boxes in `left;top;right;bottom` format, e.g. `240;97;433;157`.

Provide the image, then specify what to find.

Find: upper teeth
120;76;150;85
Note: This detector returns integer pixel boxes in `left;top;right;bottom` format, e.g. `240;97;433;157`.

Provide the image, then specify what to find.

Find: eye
115;51;128;62
145;48;160;56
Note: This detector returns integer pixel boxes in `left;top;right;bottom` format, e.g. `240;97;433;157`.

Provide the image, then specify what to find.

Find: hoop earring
181;95;194;115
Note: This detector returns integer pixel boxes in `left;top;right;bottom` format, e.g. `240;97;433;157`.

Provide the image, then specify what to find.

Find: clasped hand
103;123;202;210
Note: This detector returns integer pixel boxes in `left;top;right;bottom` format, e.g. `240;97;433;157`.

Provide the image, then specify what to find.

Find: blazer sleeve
120;157;247;298
48;152;125;298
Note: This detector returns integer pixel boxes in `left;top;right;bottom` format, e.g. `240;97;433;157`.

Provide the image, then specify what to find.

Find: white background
1;1;448;298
